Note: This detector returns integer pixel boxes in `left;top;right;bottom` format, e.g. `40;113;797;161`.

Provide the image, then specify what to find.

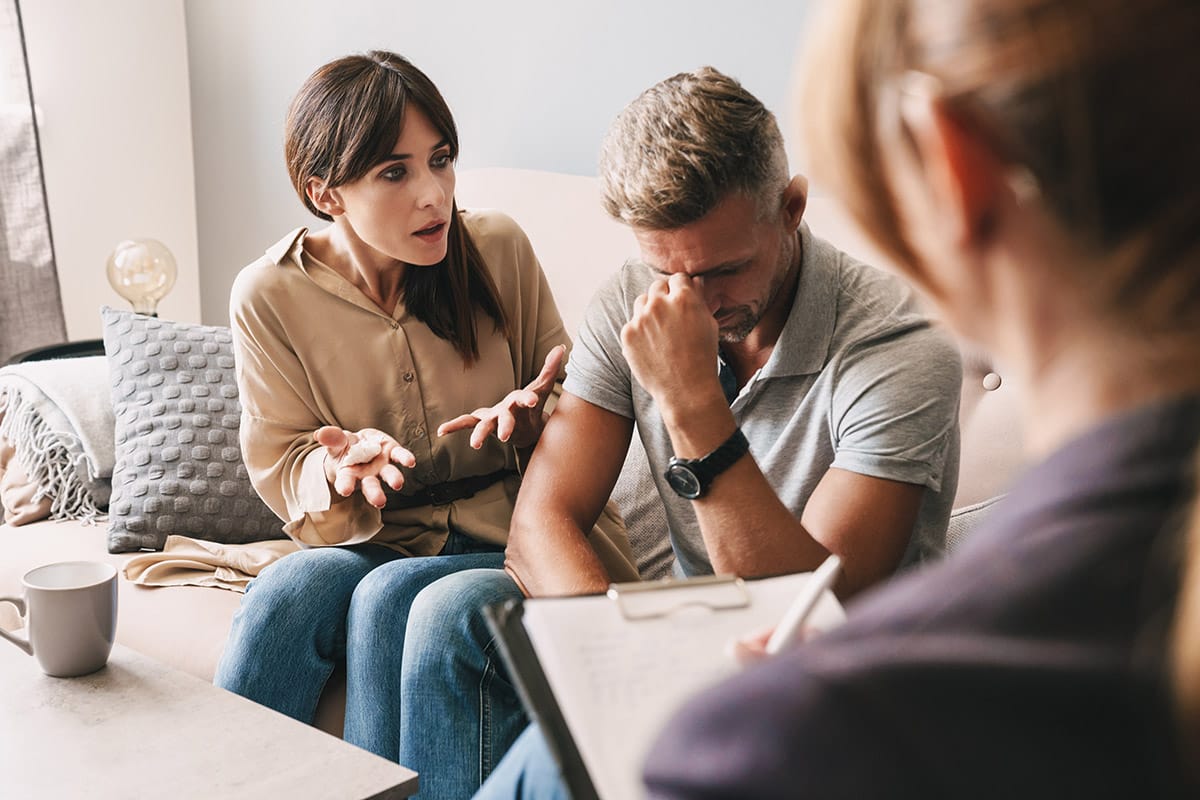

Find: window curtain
0;0;65;364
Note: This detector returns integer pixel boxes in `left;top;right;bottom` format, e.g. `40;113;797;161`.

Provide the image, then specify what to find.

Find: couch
0;167;1024;738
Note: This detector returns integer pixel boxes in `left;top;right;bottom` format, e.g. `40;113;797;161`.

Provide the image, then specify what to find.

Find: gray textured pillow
101;307;284;553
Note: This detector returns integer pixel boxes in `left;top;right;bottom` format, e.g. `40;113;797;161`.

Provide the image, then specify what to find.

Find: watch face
666;463;703;499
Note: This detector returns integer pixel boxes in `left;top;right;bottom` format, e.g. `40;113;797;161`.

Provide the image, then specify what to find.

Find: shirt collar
265;227;307;265
262;226;393;318
760;221;838;378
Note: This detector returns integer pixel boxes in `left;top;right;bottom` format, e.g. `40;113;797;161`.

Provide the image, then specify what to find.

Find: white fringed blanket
0;356;114;521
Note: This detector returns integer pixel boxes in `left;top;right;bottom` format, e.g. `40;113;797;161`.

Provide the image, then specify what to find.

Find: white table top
0;642;418;799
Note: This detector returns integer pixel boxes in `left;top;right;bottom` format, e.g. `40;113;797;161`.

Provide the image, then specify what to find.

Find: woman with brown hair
640;0;1200;796
212;50;633;792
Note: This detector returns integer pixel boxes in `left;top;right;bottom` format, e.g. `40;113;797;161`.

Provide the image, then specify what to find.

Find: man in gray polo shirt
400;66;962;798
563;218;958;580
503;68;960;598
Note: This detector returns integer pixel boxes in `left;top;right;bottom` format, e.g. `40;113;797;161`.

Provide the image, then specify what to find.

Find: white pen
764;554;843;655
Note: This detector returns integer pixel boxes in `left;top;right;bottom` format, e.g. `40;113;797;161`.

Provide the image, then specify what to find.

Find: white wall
184;0;817;325
21;0;201;337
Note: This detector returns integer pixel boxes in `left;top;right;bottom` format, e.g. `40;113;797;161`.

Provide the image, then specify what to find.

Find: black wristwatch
664;428;750;499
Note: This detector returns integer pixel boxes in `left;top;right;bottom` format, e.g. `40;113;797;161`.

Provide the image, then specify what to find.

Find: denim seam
478;638;500;782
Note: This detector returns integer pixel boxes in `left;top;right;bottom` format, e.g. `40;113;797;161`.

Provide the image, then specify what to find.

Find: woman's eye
382;166;406;181
432;152;452;169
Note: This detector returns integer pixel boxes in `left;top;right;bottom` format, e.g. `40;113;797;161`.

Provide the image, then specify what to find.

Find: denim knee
349;559;425;627
406;568;521;648
236;548;368;631
248;546;386;599
350;553;507;628
214;545;398;707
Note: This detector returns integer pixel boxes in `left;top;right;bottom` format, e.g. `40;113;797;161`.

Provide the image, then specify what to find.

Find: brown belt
383;469;513;511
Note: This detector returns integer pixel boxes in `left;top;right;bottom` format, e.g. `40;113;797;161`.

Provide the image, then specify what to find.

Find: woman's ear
306;177;343;217
902;85;1009;250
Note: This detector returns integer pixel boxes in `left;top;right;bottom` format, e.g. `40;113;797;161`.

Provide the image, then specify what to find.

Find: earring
1007;167;1041;208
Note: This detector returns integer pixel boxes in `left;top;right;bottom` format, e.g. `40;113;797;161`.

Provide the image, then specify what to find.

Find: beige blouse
229;209;635;577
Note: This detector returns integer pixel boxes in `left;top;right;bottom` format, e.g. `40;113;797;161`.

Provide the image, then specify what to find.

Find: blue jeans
474;723;568;800
213;530;505;774
400;567;530;799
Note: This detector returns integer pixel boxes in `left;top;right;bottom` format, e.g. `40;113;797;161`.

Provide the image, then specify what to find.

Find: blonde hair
800;0;1200;333
599;66;789;230
1174;452;1200;768
801;0;1200;768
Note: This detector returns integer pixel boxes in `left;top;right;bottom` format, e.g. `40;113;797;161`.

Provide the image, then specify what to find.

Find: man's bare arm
659;395;923;595
505;392;634;597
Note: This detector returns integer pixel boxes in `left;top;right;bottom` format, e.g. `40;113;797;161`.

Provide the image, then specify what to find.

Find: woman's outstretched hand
436;345;566;450
315;426;417;508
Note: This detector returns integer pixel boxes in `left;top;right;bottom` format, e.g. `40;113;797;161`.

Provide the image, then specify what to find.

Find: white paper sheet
521;571;846;800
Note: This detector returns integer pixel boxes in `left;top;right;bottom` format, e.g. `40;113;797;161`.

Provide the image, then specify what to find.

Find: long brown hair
284;50;508;361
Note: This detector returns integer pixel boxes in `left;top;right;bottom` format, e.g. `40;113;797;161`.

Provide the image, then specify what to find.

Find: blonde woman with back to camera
643;0;1200;797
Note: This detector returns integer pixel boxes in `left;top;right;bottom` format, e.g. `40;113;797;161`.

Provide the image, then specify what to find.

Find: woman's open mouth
413;221;447;242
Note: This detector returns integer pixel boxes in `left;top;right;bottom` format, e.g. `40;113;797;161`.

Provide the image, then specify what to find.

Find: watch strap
688;427;749;483
667;427;750;498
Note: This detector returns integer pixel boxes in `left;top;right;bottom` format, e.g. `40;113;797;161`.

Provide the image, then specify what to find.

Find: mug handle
0;596;33;655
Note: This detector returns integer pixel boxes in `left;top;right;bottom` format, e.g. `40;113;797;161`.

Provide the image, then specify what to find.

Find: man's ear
782;174;809;230
306;177;343;217
905;91;1008;248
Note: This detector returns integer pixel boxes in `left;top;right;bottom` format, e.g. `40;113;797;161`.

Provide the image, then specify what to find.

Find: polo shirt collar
761;221;837;378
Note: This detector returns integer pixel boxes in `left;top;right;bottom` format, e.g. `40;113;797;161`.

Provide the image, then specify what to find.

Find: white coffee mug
0;561;118;677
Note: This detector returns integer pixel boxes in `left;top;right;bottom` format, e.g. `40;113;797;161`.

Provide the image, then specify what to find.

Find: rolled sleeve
562;267;639;419
830;325;962;492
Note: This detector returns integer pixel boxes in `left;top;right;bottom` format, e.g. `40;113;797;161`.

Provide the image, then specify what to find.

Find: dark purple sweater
644;396;1199;799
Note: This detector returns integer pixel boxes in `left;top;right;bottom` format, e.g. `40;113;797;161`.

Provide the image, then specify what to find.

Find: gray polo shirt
564;223;962;577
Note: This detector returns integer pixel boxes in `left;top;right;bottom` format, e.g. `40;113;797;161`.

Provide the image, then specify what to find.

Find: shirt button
403;372;415;383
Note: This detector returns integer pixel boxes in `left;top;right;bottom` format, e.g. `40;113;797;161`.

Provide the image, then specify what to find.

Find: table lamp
106;238;177;317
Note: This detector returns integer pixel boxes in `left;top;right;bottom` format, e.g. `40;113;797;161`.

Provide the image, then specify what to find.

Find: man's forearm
693;457;924;596
657;396;893;593
656;398;828;577
690;456;830;577
505;520;611;597
503;392;635;597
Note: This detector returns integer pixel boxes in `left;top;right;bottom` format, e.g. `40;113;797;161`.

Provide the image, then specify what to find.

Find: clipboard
485;598;601;800
484;571;845;800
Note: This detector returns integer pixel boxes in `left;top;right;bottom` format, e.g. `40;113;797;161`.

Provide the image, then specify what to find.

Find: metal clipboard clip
606;574;750;621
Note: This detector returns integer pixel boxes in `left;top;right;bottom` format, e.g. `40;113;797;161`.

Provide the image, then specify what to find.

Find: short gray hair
599;66;789;230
